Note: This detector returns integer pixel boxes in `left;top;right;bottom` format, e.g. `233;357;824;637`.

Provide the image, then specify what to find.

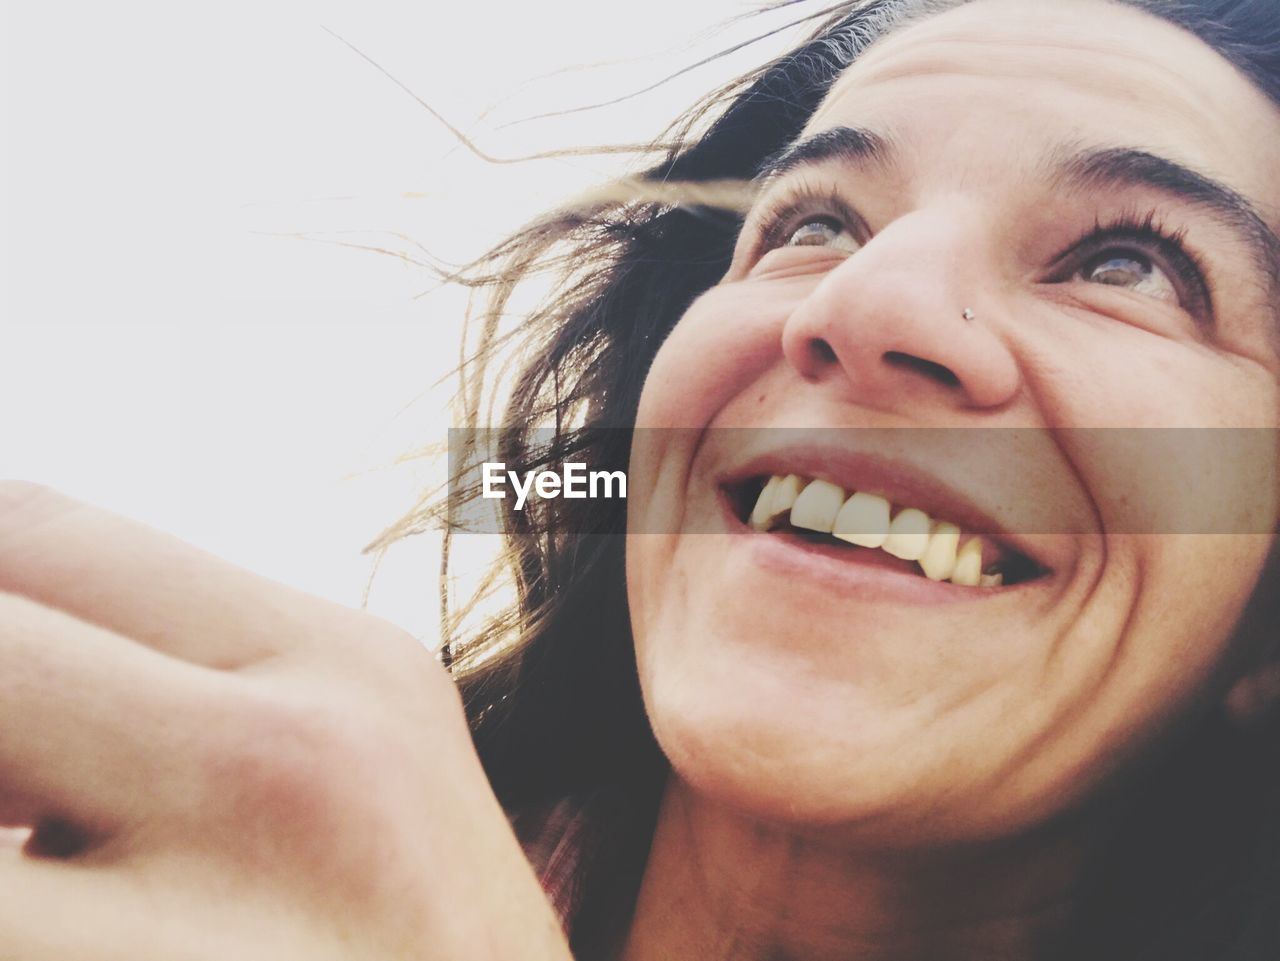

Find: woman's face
627;0;1280;842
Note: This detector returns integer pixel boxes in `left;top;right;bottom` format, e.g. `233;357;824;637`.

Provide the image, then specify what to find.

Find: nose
780;207;1021;412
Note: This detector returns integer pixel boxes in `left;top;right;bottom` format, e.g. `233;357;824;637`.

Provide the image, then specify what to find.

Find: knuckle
209;692;394;823
190;689;414;886
198;618;465;833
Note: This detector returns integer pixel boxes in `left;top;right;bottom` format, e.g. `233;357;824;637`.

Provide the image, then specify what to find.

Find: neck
615;776;1103;961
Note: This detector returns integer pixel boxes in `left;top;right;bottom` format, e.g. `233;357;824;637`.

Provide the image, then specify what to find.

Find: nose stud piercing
962;307;976;322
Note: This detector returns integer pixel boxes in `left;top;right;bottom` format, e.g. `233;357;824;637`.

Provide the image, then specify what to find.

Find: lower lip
743;531;988;603
719;494;1005;604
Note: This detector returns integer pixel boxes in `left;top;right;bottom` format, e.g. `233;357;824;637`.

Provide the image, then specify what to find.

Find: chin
640;645;940;832
638;628;1122;846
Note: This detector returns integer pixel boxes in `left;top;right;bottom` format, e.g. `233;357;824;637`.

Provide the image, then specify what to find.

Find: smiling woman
429;0;1280;959
5;1;1280;960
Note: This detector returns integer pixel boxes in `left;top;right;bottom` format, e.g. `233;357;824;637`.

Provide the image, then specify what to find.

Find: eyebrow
754;125;893;184
754;126;1280;303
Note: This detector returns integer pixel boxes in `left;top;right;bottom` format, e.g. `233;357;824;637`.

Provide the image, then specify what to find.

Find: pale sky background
1;0;814;643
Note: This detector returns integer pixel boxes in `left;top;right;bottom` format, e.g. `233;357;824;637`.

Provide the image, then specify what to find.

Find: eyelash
748;184;865;257
745;188;1215;320
1056;210;1213;318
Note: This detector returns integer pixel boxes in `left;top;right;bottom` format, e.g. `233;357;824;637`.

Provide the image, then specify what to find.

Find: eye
784;216;862;254
1077;248;1177;303
745;185;868;263
1050;212;1213;321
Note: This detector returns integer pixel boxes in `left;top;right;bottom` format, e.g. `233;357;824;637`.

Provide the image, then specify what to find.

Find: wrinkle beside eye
750;247;851;280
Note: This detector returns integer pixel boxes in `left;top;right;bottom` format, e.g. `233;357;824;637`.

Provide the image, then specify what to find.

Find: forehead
806;0;1280;215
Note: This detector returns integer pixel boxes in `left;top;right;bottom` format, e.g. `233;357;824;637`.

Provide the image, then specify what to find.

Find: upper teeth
749;474;1004;588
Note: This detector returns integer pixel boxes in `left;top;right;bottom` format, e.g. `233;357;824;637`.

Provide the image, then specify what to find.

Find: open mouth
725;474;1049;589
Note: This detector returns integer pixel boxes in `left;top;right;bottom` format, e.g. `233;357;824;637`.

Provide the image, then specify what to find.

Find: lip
716;444;1062;579
723;516;1008;603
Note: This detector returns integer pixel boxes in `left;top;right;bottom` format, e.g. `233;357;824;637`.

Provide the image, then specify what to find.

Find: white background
1;1;813;641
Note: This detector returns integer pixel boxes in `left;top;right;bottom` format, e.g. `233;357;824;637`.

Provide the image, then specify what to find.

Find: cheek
1073;532;1272;762
627;279;811;657
1065;429;1278;541
633;279;807;430
1016;312;1280;429
1013;316;1280;534
1009;331;1280;783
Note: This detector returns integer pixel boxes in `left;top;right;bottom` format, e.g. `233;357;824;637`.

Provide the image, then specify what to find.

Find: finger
0;589;216;833
0;481;370;669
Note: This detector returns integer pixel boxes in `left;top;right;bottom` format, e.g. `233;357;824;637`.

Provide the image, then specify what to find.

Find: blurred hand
0;482;571;961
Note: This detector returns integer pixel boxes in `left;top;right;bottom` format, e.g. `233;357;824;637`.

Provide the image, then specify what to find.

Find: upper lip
717;443;1062;575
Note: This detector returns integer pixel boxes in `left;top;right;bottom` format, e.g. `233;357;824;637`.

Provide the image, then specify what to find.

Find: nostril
27;818;90;859
811;339;838;364
883;351;961;388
